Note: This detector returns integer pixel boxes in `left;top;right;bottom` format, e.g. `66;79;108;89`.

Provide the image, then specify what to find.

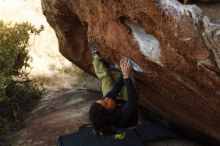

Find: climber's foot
91;47;100;58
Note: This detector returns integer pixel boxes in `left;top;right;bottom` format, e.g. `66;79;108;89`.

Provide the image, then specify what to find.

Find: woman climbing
89;48;138;135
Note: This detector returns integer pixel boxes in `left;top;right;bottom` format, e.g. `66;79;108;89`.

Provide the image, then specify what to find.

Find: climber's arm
117;58;138;127
104;74;124;99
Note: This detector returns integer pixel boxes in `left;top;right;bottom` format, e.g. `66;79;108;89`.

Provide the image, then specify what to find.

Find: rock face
41;0;220;144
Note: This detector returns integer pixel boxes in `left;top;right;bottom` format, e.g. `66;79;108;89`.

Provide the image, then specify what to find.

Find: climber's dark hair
89;102;118;136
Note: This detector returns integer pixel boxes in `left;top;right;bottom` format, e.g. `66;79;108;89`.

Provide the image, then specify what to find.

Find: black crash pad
58;124;144;146
58;122;179;146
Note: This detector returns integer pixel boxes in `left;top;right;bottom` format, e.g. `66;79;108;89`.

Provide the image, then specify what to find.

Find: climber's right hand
120;58;132;79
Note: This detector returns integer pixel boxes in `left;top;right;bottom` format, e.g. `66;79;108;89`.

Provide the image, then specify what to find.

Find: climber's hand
120;58;132;79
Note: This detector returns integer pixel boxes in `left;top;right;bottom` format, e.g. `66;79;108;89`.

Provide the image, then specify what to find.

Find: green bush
0;20;44;134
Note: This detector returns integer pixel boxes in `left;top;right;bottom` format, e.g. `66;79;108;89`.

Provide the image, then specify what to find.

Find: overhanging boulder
41;0;220;144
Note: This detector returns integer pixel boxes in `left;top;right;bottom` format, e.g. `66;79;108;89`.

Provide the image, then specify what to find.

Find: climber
89;48;138;135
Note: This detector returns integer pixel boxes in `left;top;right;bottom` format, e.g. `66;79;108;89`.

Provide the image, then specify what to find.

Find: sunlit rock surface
42;0;220;144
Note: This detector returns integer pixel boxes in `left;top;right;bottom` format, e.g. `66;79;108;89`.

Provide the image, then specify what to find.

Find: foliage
0;20;44;135
0;21;43;101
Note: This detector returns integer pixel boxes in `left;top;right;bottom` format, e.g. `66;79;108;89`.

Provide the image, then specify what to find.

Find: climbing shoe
91;47;100;58
92;47;98;55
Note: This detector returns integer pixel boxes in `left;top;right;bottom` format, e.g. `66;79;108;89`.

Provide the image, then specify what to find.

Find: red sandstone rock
42;0;220;144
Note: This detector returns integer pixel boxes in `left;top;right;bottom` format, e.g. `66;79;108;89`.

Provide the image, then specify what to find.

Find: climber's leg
92;56;115;96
